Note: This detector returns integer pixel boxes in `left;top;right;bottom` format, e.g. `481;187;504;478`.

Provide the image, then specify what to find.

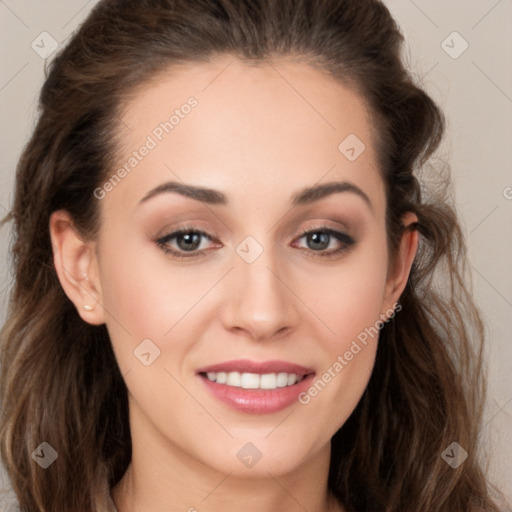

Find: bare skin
50;55;418;512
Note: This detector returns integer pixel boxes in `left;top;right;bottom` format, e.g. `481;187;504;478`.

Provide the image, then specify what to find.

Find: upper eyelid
156;225;353;252
157;224;350;239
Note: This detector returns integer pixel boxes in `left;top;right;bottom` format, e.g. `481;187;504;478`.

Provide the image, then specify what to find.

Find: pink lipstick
196;359;315;414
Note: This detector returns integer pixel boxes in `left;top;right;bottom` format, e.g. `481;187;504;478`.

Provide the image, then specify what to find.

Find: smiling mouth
196;359;316;413
199;371;310;390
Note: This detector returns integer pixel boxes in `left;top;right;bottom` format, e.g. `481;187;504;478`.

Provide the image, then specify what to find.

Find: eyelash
155;225;355;261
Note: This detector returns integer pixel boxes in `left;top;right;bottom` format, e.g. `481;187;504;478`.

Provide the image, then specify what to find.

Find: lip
196;359;315;414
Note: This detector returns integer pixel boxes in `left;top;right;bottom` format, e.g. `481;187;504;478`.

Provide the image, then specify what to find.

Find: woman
0;0;506;510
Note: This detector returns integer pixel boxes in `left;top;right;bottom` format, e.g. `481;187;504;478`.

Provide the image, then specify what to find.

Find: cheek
97;219;194;323
299;230;389;350
95;230;225;375
294;231;389;421
94;236;165;365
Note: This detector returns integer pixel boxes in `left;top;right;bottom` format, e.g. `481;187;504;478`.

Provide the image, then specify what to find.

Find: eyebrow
139;180;373;210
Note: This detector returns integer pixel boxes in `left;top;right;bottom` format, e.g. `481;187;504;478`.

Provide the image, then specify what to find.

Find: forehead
105;55;385;215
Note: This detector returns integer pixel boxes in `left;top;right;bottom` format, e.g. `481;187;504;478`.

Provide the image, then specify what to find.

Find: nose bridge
221;232;298;339
236;233;286;309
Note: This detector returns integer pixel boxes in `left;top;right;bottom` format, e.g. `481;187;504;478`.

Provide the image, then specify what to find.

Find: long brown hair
0;0;505;510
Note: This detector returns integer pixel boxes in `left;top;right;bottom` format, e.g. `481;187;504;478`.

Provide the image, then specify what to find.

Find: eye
155;225;355;261
155;227;219;259
292;227;355;258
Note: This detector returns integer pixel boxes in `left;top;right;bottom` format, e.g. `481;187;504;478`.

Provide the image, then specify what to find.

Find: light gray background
0;0;511;507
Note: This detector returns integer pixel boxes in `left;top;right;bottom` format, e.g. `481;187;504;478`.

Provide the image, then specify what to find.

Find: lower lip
198;374;315;414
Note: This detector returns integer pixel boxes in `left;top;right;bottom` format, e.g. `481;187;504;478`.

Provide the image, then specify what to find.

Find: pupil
178;232;200;251
309;232;329;250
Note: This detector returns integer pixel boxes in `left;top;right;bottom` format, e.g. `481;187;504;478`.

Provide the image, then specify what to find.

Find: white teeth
204;371;302;390
240;373;260;389
287;373;297;386
260;373;277;389
226;371;241;386
276;372;289;387
216;371;227;384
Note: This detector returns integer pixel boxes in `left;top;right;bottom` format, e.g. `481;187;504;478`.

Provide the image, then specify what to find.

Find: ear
49;210;105;325
382;211;419;316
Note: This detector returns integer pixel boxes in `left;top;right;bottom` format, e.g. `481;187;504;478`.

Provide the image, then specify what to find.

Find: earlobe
382;211;419;314
49;210;105;325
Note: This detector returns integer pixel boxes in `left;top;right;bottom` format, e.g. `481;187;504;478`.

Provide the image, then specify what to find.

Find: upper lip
196;359;315;378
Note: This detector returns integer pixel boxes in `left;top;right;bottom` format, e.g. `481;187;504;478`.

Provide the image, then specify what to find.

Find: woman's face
61;56;415;477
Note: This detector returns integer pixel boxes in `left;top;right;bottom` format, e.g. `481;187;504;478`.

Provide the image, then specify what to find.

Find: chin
195;436;320;477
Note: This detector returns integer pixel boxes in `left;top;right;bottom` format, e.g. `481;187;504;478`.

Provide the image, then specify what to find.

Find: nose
219;243;300;341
